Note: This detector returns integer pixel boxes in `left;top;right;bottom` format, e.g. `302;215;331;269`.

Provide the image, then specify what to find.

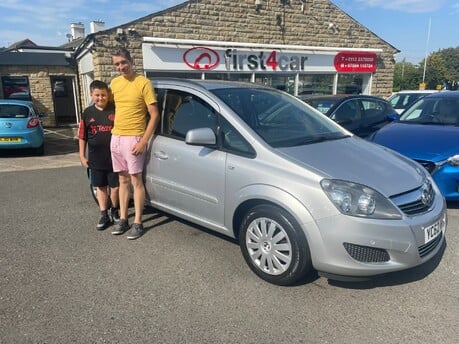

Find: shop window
298;74;334;96
1;76;31;100
255;74;296;94
337;74;371;95
147;71;202;80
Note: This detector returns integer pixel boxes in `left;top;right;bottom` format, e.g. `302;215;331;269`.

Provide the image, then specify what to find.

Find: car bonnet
276;137;424;197
371;122;459;162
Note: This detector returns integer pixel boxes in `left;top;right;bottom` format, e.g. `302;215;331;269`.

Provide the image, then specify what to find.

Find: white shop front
142;37;382;96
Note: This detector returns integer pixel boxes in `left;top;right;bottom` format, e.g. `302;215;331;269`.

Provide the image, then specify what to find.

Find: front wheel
239;204;312;286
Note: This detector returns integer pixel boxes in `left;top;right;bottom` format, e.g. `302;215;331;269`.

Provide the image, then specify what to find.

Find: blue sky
1;0;458;64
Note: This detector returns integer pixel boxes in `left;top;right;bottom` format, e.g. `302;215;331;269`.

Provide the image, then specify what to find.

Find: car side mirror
185;127;216;146
387;113;399;122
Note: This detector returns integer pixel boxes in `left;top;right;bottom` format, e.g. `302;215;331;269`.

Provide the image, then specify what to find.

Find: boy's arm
77;119;89;167
78;139;89;168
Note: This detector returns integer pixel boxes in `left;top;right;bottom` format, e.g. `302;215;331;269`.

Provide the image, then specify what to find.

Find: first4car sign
142;43;378;74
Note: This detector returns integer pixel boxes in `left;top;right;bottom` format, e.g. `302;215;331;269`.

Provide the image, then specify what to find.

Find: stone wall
87;0;397;97
0;65;76;126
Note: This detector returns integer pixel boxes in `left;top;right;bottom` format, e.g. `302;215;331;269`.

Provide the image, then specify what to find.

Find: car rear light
27;117;40;128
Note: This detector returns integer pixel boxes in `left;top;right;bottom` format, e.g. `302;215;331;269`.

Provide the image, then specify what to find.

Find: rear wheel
239;204;312;286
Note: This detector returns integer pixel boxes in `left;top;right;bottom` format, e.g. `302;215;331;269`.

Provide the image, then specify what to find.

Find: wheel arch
231;185;316;240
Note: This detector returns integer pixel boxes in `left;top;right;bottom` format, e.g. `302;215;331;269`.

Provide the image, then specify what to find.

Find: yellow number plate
0;137;21;142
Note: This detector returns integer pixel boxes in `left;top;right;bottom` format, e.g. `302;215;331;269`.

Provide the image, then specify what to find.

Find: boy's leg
96;186;110;211
92;169;112;230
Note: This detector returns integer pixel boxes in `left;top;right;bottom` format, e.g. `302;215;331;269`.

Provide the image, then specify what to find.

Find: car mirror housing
185;127;216;146
387;113;400;121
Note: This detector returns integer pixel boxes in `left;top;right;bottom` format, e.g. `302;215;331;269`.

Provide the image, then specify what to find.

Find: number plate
0;137;21;142
424;220;442;244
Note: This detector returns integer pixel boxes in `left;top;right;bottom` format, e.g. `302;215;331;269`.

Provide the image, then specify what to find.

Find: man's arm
132;103;160;155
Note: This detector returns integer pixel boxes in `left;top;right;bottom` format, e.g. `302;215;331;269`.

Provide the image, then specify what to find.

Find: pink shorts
110;135;146;175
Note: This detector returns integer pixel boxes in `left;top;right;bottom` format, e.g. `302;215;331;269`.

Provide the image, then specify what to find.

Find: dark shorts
90;169;119;188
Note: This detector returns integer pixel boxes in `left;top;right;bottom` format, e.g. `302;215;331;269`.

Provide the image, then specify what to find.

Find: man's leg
130;172;145;224
126;173;145;240
118;171;130;220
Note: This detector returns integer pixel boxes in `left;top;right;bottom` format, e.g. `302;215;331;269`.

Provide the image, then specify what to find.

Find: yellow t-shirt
110;74;157;136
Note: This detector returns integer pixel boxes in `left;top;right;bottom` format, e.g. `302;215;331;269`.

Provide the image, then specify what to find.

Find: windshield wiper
298;133;350;145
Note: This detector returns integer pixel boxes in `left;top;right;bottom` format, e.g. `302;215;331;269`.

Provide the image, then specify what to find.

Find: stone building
0;42;78;127
74;0;399;113
1;0;400;126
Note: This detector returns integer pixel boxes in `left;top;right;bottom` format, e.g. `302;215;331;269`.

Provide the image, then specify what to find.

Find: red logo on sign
183;47;220;70
334;52;377;73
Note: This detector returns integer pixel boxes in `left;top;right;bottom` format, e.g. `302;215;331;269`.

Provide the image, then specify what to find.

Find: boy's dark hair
112;47;132;61
89;80;109;91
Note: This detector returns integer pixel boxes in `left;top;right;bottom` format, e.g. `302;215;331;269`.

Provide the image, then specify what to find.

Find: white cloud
355;0;447;13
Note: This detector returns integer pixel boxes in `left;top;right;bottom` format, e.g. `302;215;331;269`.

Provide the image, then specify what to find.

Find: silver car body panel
144;78;447;278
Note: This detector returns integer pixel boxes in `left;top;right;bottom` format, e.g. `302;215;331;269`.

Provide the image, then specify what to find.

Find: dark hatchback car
299;95;399;138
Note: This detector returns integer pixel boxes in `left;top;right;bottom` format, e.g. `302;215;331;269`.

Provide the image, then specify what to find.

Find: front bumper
306;193;447;277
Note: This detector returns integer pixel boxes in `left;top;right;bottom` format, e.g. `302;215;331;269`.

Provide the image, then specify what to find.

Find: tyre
239;204;312;286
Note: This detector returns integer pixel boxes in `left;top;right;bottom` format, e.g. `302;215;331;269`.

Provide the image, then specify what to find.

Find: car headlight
321;179;402;219
447;154;459;166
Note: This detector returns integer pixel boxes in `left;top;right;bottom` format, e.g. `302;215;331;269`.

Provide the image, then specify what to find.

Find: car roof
299;94;386;101
392;90;438;94
422;90;459;99
152;78;270;91
0;99;34;107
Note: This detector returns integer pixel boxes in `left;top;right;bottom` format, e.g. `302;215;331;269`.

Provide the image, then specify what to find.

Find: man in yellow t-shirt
109;47;159;240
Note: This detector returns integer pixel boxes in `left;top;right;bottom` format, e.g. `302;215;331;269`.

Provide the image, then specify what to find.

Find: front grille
398;199;431;215
415;160;436;174
391;180;435;216
418;233;443;258
343;243;390;263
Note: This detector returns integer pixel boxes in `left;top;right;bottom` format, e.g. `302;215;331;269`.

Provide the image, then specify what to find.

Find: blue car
370;91;459;201
0;99;45;155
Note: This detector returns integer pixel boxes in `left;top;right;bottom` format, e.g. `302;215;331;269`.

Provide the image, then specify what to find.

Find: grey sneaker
96;213;111;230
111;219;129;235
109;207;120;224
126;223;145;240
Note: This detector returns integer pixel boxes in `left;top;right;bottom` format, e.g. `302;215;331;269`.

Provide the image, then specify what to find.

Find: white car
388;90;439;114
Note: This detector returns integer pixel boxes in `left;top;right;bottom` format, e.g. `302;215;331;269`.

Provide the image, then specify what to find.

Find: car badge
4;122;12;128
421;181;433;207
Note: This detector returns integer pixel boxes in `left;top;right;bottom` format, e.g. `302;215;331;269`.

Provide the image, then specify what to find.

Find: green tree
419;52;448;90
393;60;422;91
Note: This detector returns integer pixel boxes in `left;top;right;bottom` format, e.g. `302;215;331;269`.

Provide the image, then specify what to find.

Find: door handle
154;151;168;160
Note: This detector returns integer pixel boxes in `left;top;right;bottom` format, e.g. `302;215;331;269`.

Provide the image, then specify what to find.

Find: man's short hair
112;47;132;61
89;80;109;91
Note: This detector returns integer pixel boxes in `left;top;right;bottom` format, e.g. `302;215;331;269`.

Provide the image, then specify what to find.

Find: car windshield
399;97;459;126
211;88;348;147
0;104;30;118
388;93;426;109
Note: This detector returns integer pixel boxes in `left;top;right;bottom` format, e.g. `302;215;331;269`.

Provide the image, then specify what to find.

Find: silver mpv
143;78;447;285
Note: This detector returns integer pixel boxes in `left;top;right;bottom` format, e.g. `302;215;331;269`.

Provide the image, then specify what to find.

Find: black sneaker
96;213;111;231
126;223;145;240
109;208;120;224
111;219;129;235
